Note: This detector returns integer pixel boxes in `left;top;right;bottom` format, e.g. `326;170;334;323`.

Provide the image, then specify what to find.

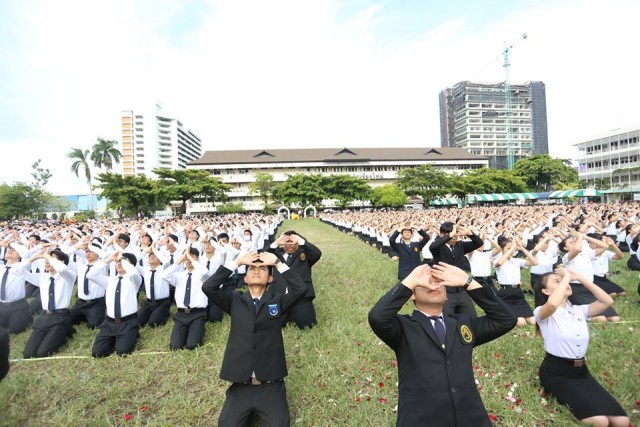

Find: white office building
120;104;203;177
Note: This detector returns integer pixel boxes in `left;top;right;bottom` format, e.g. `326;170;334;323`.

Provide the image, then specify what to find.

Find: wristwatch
274;259;283;268
463;275;473;290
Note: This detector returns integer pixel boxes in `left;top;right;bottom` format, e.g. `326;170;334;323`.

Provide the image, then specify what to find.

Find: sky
1;0;639;195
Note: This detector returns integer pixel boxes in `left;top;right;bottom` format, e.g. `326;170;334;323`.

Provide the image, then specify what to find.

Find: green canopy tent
548;189;602;198
468;193;539;203
430;197;461;206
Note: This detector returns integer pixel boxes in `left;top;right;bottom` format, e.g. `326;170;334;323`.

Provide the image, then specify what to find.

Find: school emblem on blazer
414;247;419;252
300;253;306;261
460;325;473;343
268;304;279;316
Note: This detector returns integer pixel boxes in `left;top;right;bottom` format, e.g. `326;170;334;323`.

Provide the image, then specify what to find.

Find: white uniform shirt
0;261;31;302
534;302;590;359
494;256;527;285
468;250;492;277
26;258;77;310
164;261;209;309
563;250;594;284
100;261;142;318
530;249;555;275
591;250;615;276
76;260;108;300
143;266;171;301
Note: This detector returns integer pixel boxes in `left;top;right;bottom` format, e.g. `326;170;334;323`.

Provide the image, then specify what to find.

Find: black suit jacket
389;229;430;280
0;326;8;382
202;265;306;383
267;234;322;298
368;284;517;427
429;233;483;272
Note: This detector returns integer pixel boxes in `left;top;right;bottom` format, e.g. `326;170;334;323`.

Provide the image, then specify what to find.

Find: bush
216;203;245;214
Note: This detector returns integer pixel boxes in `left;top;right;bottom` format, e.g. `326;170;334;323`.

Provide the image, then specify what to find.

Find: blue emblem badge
268;304;279;316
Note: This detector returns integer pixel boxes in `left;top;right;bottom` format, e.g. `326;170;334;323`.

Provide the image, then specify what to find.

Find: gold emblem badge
460;325;473;343
414;247;419;252
300;253;306;261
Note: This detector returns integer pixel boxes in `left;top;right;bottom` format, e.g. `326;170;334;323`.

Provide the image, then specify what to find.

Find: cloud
1;0;639;194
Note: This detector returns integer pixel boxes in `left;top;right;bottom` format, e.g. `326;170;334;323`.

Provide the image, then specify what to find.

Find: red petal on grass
494;353;500;359
378;398;387;403
391;360;398;368
516;399;522;405
124;413;132;421
635;399;640;407
378;382;384;388
355;397;361;402
140;405;149;412
488;413;497;422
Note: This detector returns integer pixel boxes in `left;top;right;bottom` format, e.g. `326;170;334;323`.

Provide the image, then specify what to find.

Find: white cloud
1;0;639;194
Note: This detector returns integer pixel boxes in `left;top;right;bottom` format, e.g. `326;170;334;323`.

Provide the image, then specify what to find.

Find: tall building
186;147;487;213
120;104;203;177
439;81;548;169
575;126;640;201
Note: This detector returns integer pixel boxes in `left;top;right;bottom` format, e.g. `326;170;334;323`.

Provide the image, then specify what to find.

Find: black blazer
369;284;517;427
389;229;430;280
267;234;322;298
429;233;483;272
202;265;307;383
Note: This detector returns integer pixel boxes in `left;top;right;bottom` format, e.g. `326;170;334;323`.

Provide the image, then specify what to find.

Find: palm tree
68;148;94;211
91;138;122;170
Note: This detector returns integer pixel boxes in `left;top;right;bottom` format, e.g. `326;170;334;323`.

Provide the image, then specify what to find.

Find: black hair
117;233;131;244
586;232;602;240
141;234;153;244
217;233;229;241
440;221;454;234
188;247;200;258
121;253;137;266
50;249;69;265
30;234;41;241
168;234;179;243
558;237;569;253
497;236;512;249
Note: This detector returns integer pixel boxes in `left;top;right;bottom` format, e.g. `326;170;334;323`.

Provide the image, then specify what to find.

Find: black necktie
253;297;259;315
285;254;292;265
150;270;156;301
429;316;446;349
1;266;10;301
170;254;174;265
48;277;56;311
206;260;211;270
114;276;122;318
183;273;192;307
83;265;92;296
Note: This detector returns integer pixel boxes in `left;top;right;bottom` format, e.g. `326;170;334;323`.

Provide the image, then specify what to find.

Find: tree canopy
395;165;449;204
324;175;372;209
512;154;578;191
154;169;231;214
94;173;159;219
370;184;407;208
273;174;327;207
248;173;275;211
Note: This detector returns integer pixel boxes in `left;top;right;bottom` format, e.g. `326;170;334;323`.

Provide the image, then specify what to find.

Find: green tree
95;173;159;219
325;175;372;209
513;154;578;191
396;165;449;205
248;173;275;211
91;138;122;170
68;148;94;210
216;202;245;214
31;159;52;188
273;174;327;207
154;169;231;215
0;183;47;220
462;168;528;194
370;184;407;208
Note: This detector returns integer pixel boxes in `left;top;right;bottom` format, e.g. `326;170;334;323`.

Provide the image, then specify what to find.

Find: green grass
1;219;639;426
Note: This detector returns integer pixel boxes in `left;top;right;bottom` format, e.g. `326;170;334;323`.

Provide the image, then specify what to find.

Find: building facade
186;147;488;213
575;126;640;201
439;81;548;169
120;104;203;177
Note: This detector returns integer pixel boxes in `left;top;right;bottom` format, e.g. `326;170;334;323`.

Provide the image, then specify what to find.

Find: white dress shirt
494;256;527;285
164;261;209;309
0;261;31;302
468;250;492;277
98;261;142;318
76;260;108;300
26;258;77;310
534;302;590;359
142;266;171;301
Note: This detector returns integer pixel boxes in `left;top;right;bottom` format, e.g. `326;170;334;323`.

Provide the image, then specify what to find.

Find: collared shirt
76;261;108;300
143;266;170;300
163;261;209;309
468;250;492;277
530;250;555;275
494;256;526;285
201;251;225;279
534;302;590;359
0;261;31;302
103;261;142;318
26;258;77;310
416;310;446;331
562;249;594;284
592;250;615;276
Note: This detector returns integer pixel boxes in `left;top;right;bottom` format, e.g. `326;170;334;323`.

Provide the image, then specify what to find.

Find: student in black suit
369;263;517;427
202;251;306;427
389;226;430;280
429;222;483;317
267;231;321;329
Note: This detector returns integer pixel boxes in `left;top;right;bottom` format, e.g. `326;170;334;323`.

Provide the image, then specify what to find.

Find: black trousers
283;297;317;329
70;298;106;329
207;284;235;323
23;312;72;358
170;309;207;350
0;298;32;334
0;326;9;382
137;298;171;327
443;288;477;318
218;381;289;427
92;316;140;357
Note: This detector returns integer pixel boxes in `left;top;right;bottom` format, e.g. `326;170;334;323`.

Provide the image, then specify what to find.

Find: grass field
1;219;639;426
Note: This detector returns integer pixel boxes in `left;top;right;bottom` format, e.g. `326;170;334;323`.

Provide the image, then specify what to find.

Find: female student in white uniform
533;268;628;427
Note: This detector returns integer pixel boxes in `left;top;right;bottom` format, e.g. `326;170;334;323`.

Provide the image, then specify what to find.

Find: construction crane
503;33;528;169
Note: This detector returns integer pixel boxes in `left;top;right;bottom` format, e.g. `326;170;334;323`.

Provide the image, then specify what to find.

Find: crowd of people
0;201;637;425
